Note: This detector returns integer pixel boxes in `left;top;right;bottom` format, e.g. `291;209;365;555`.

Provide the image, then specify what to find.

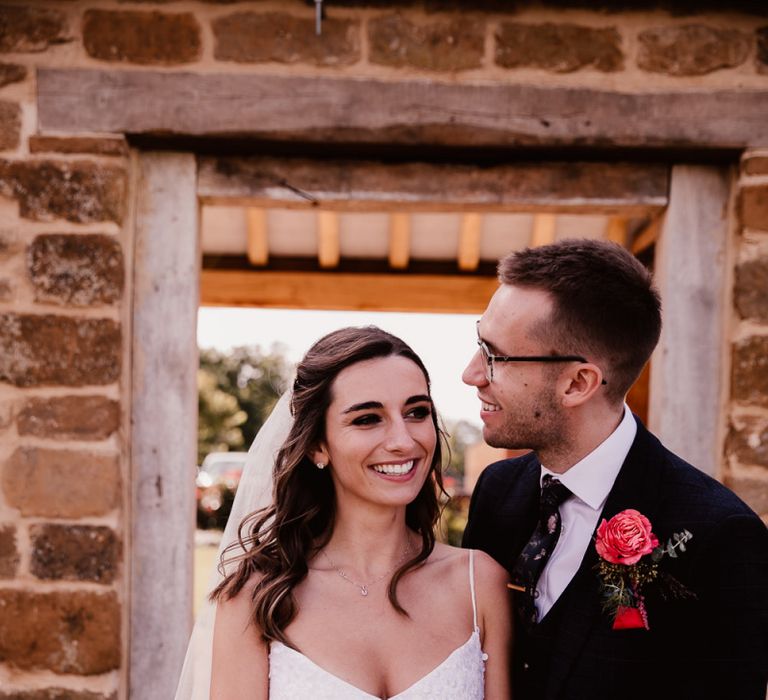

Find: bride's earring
316;462;326;470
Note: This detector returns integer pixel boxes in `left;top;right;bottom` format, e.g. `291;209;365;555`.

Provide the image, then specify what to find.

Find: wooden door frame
129;153;733;699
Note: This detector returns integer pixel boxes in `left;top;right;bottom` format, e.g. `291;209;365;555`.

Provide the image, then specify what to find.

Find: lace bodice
268;550;486;699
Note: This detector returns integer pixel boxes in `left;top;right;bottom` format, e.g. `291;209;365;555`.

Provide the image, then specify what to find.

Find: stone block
213;12;360;66
724;474;768;515
739;185;768;231
0;101;20;151
369;13;484;71
0;160;126;224
18;395;120;440
732;335;768;408
2;447;120;518
0;691;116;700
29;136;129;157
734;256;768;321
28;234;124;306
0;590;120;674
727;414;768;468
83;9;201;65
0;5;70;53
638;24;750;76
0;313;121;387
495;22;623;73
742;154;768;176
0;63;26;88
30;524;120;583
757;27;768;74
0;524;18;578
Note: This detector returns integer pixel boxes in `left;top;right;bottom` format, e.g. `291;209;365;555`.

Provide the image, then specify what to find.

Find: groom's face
462;284;566;452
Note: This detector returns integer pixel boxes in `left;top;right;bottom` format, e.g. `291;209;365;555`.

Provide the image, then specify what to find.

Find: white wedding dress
175;393;487;699
268;550;487;699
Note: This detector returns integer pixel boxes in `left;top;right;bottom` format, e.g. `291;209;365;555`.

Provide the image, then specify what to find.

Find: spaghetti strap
468;549;479;632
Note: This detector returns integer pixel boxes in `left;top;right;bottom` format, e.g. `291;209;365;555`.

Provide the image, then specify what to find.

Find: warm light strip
389;213;410;269
531;213;557;247
458;213;482;271
317;211;340;268
246;208;268;266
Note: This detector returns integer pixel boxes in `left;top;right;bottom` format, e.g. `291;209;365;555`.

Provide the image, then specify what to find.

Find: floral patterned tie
511;474;573;627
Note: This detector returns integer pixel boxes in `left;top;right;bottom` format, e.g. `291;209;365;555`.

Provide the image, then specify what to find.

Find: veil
174;390;293;700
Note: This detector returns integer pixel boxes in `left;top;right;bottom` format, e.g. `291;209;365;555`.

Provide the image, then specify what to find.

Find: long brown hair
210;326;446;646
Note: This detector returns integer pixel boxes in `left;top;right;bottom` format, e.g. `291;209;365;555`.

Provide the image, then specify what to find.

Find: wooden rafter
317;211;340;268
605;216;628;246
631;214;663;255
458;213;482;271
389;213;410;269
246;208;268;266
531;213;556;247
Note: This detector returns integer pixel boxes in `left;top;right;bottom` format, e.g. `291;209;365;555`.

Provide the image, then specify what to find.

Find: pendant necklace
321;543;412;597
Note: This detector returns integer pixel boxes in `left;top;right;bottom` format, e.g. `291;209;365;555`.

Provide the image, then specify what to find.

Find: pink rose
595;509;659;566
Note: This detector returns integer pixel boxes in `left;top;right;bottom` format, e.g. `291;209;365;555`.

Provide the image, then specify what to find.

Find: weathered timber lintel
197;156;668;213
37;69;768;150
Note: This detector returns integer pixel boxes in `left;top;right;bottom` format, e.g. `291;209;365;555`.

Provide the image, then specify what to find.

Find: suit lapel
543;419;666;699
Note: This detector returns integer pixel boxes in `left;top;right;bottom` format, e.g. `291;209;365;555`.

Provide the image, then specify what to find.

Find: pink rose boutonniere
594;509;694;630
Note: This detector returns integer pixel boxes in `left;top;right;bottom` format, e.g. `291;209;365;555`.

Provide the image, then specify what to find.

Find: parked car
195;451;249;530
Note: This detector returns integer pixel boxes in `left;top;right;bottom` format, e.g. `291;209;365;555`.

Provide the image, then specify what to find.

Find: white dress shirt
535;405;637;619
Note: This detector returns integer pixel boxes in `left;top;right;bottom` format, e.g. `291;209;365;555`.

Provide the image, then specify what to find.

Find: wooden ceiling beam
605;216;628;247
200;269;499;314
317;211;340;268
531;213;557;247
458;213;482;271
198;157;669;216
245;207;268;266
389;213;410;269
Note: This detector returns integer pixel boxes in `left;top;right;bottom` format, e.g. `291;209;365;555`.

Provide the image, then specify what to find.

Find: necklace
321;542;412;597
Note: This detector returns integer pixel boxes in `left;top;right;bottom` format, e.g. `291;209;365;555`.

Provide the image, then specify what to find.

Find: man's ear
560;364;604;408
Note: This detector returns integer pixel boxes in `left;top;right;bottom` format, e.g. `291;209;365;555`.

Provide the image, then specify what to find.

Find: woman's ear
309;445;329;467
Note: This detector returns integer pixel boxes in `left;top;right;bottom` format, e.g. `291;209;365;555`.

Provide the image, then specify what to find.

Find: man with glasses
462;238;767;700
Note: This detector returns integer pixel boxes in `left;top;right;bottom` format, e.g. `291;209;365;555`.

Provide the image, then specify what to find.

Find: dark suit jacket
463;418;768;700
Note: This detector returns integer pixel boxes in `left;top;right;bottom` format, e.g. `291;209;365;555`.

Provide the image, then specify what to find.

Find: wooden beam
458;213;482;271
317;211;340;268
531;213;556;247
389;213;410;269
198;157;669;215
605;216;628;246
246;207;268;266
38;69;768;149
631;215;663;255
200;269;499;314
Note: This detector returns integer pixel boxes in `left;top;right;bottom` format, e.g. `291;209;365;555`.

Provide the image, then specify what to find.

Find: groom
462;239;768;700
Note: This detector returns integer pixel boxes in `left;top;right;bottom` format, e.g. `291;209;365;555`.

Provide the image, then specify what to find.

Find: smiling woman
179;325;512;700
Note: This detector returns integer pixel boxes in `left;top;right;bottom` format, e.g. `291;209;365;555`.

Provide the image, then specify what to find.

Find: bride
182;326;511;699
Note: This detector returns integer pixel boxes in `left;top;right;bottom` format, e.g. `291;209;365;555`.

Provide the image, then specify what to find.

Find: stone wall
0;0;766;696
728;149;768;516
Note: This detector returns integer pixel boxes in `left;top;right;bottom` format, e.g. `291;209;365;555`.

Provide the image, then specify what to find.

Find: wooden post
389;213;410;269
648;165;732;478
458;213;482;271
246;208;268;266
531;213;556;247
317;211;340;268
131;152;199;699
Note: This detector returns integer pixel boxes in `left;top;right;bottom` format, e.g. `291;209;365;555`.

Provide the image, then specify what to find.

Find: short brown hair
498;238;661;403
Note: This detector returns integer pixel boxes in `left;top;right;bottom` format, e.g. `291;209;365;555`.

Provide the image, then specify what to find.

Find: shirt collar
541;404;637;511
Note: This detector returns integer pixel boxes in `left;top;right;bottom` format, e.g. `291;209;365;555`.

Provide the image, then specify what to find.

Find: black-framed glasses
476;321;607;385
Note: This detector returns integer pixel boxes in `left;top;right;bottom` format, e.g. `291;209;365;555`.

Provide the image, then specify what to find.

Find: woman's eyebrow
343;400;383;414
343;394;430;414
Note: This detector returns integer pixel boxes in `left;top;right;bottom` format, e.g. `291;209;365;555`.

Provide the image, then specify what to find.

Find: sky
197;307;482;428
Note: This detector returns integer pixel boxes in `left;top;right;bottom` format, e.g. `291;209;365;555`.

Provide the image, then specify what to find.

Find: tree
198;344;292;464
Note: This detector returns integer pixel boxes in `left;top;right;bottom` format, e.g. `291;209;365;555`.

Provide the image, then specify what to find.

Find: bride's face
312;355;437;510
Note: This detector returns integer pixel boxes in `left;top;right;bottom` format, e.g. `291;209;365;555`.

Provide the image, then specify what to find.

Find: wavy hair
210;326;446;646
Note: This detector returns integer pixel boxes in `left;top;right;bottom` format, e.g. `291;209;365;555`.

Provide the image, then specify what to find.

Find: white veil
174;391;293;700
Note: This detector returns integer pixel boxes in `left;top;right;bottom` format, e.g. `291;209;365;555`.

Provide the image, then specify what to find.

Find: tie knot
540;474;571;510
